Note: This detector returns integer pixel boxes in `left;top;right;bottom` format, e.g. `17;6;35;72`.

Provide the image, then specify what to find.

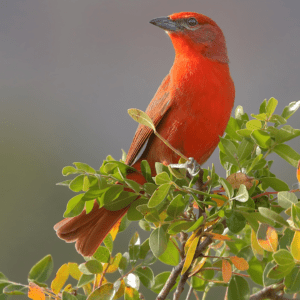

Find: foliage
2;98;300;300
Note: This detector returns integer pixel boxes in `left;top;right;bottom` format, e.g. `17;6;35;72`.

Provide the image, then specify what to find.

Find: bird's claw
169;157;201;177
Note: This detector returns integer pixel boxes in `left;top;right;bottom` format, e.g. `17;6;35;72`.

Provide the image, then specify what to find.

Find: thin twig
249;283;297;300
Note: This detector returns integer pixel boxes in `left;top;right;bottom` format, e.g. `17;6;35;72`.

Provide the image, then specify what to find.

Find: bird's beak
150;17;182;32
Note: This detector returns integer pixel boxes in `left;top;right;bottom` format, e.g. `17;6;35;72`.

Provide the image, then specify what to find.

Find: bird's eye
187;18;198;27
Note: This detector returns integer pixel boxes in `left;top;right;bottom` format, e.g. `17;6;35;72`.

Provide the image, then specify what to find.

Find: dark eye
187;18;198;27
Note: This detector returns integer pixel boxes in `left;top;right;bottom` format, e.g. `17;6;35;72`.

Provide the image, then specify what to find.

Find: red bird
54;12;235;256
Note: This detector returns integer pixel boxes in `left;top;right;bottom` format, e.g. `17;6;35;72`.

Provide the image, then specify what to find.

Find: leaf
278;191;298;209
3;284;27;295
28;282;45;300
149;225;169;258
124;286;139;300
251;130;271;149
166;194;186;218
281;100;300;119
127;197;148;221
259;177;289;191
257;224;278;252
106;253;123;273
155;172;171;185
219;137;238;165
151;272;179;294
69;175;85;192
63;194;85;218
285;266;300;293
87;283;114;300
84;260;103;274
227;276;250;300
230;256;249;271
247;256;264;285
246;120;262;130
77;274;94;287
51;264;69;294
266;97;278;116
273;144;300;167
222;259;232;283
28;255;53;283
182;236;200;275
168;220;194;234
267;263;294;280
234;184;249;202
104;191;136;211
73;162;96;174
62;166;80;176
128;108;155;131
227;211;246;233
225;117;242;141
134;267;154;288
251;229;264;261
291;230;300;261
219;178;234;199
258;207;289;227
158;239;180;266
185;216;204;233
260;99;267;113
148;183;171;208
237;139;254;161
141;160;154;183
273;249;294;266
68;263;82;280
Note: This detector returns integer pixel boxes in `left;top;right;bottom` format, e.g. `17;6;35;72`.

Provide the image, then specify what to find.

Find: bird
54;12;235;256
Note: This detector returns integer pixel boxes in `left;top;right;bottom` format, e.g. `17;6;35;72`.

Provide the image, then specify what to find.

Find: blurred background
1;0;300;298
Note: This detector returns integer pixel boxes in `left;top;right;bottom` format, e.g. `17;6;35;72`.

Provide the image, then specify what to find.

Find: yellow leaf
68;262;82;280
204;217;220;228
222;259;232;283
63;284;72;292
185;227;201;253
211;194;228;207
257;226;278;253
211;240;224;250
230;256;249;271
28;282;45;300
182;236;200;275
291;230;300;261
251;229;264;260
297;160;300;183
51;264;69;295
106;253;122;273
113;279;125;299
189;248;209;277
110;219;122;241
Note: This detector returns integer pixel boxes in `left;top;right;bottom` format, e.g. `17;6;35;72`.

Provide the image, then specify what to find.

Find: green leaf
28;255;53;283
225;117;242;141
236;129;252;138
266;97;278;116
73;162;96;173
87;283;114;300
134;267;154;288
273;249;294;266
234;184;249;203
279;228;295;250
258;207;289;227
63;194;85;217
260;99;267;113
278;192;298;209
3;284;27;295
141;160;154;183
272;125;300;143
139;239;150;260
127;197;148;221
219;137;238;164
148;183;171;208
281;100;300;119
185;216;204;232
269;114;287;125
246;120;262;130
219;178;234;199
62;291;77;300
155;172;171;185
227;212;246;233
285;266;300;293
247;256;264;285
77;274;95;288
151;272;179;294
128;108;155;131
82;260;103;274
251;130;271;149
104;191;136;211
136;204;160;223
129;232;140;262
69;175;85;192
158;239;180;266
166;194;186;218
251;113;267;121
104;234;113;253
168;221;194;234
143;183;158;196
101;185;124;206
267;263;294;280
124;179;140;193
273;144;300;167
139;219;151;231
62;166;80;176
237;139;254;161
260;177;289;191
228;276;250;300
149;225;169;257
93;246;110;263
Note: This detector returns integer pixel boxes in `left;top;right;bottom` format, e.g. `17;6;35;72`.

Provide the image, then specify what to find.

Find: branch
249;284;298;300
156;237;212;300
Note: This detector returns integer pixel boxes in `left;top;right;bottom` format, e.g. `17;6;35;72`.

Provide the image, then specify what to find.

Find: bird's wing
125;74;172;166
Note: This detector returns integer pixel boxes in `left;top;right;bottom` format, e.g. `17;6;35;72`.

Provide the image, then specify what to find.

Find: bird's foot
169;157;201;177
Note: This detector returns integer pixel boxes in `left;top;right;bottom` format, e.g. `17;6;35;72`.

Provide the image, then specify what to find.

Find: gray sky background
1;0;300;298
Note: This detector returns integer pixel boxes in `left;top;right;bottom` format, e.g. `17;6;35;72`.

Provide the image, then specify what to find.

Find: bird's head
150;12;229;63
